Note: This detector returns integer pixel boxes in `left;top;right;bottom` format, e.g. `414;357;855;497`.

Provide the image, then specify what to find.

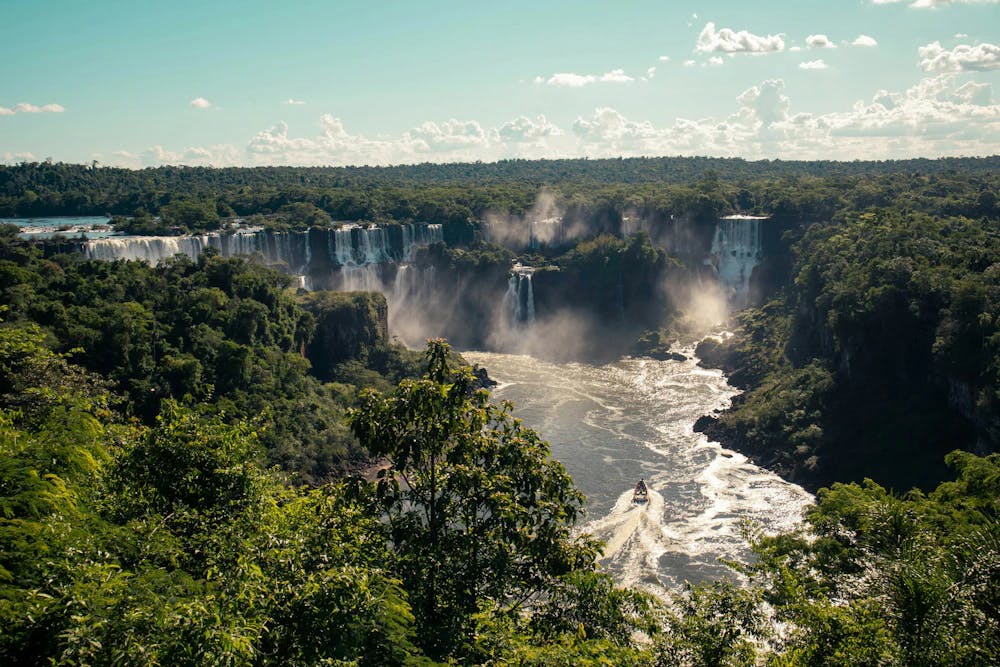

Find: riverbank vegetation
2;157;998;662
697;209;1000;493
3;324;997;664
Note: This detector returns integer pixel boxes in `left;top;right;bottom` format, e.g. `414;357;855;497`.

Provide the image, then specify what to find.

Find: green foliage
654;580;768;667
351;340;601;659
160;199;222;232
703;209;1000;490
0;239;420;482
744;453;1000;666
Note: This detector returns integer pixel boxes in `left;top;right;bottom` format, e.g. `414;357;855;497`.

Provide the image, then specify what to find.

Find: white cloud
535;69;634;87
919;41;1000;71
853;35;879;47
190;97;212;109
410;119;488;148
1;151;38;164
646;66;657;78
102;74;1000;168
683;59;696;67
142;145;182;165
137;143;242;167
806;34;836;49
799;59;830;70
567;74;998;159
708;56;725;67
695;22;784;55
573;108;660;144
496;114;563;142
658;55;670;61
4;102;65;114
282;98;306;105
873;0;998;7
952;80;993;104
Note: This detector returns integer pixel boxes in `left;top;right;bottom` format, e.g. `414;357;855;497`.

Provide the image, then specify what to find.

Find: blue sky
1;0;997;166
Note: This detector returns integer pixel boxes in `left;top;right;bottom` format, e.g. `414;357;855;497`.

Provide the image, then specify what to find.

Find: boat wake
464;348;813;597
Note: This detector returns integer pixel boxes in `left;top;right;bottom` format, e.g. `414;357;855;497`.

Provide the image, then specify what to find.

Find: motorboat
632;479;649;504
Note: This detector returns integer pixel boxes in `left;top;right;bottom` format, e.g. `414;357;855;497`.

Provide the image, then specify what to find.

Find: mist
481;189;568;250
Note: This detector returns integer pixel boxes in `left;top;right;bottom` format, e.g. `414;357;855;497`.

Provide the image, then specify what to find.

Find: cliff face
695;213;999;493
299;291;388;382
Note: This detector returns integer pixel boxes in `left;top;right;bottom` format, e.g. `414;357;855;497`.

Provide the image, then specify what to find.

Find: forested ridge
2;157;999;663
2;158;997;230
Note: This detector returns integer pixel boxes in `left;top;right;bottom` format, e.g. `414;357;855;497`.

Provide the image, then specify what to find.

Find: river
463;345;813;596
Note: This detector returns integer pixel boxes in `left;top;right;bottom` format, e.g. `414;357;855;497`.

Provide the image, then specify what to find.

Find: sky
1;0;997;167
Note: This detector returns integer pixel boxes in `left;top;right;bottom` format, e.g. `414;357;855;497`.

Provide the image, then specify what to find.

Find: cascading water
84;235;216;263
334;225;358;265
708;215;765;309
80;222;444;271
505;264;536;326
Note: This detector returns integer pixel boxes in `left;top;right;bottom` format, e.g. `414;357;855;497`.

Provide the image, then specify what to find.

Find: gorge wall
69;214;780;358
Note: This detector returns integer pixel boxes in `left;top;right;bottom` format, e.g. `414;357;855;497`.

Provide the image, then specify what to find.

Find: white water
463;348;812;595
80;222;443;269
709;215;765;309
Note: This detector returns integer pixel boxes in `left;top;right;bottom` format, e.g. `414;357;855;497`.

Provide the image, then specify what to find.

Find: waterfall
401;224;414;259
425;223;443;244
505;264;536;325
84;235;215;264
524;273;535;323
333;225;357;266
708;215;765;309
507;273;522;322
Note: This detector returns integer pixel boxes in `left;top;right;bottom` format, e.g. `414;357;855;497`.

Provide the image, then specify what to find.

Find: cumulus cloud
919;41;999;71
695;22;784;55
1;151;38;164
566;74;998;159
190;97;212;109
806;34;836;49
800;59;830;70
658;55;670;61
707;56;725;67
853;35;879;47
646;66;657;78
282;98;306;105
136;143;242;167
952;80;993;104
2;102;65;114
142;145;182;165
100;74;1000;168
534;69;634;87
496;115;563;142
410;119;488;149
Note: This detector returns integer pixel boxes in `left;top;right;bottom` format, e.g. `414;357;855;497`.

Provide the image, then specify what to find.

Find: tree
350;340;600;659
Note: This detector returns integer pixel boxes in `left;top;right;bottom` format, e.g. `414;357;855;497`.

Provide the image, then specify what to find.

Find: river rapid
463;346;813;596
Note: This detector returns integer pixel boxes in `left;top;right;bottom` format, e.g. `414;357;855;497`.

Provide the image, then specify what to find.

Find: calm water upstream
463;346;813;595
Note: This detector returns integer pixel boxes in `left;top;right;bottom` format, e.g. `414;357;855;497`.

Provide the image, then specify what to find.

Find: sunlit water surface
463;347;813;595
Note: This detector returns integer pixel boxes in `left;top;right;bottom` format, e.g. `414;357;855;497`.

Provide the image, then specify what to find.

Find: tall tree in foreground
351;340;602;659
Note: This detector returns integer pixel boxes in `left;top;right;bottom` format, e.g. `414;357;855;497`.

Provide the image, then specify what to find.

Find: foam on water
463;347;813;596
